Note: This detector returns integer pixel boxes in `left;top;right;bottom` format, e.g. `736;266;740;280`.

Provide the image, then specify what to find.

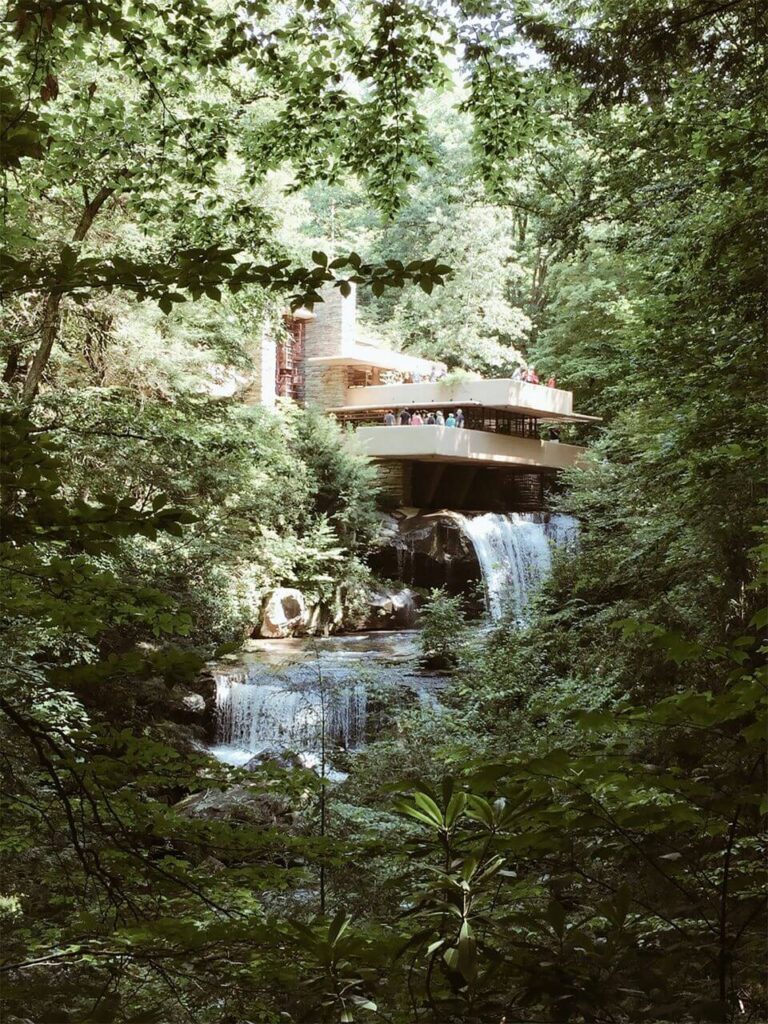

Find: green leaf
444;792;466;827
392;799;443;829
328;910;352;946
749;607;768;629
411;791;445;827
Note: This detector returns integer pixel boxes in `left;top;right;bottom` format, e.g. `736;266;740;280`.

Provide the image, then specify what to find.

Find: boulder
242;748;304;771
164;672;217;741
260;587;309;638
364;586;418;630
175;784;294;825
182;693;206;714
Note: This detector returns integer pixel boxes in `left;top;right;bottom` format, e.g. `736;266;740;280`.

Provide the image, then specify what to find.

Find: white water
214;669;367;763
210;631;437;767
209;511;576;768
455;512;578;622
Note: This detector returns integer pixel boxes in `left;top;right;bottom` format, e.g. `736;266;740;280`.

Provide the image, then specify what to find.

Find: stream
210;630;441;767
209;512;577;767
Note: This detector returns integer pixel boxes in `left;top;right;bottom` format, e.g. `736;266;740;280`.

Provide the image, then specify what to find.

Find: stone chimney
303;284;357;409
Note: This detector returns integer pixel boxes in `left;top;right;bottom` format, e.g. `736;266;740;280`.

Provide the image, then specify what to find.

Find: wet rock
376;511;403;546
242;748;304;771
164;673;217;742
370;509;482;597
260;587;309;638
175;784;294;825
187;670;218;741
182;693;206;714
363;586;418;630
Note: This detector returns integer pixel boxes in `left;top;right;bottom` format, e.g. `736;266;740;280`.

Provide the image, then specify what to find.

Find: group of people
512;365;557;387
383;408;465;428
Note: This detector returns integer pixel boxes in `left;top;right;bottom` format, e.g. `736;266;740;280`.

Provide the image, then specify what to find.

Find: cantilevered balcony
353;425;585;472
330;377;598;423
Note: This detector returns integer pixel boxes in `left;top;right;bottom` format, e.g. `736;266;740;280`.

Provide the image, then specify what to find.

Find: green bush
419;588;468;669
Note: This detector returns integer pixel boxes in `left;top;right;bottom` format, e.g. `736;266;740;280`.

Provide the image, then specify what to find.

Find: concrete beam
354;425;586;472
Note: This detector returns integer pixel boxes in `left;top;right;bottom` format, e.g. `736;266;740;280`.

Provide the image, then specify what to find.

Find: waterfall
455;512;577;622
213;663;367;764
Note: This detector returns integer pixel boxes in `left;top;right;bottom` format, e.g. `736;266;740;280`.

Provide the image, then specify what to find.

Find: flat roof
306;344;445;376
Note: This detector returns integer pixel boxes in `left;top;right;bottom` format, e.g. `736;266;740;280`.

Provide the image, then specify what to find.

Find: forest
0;1;766;1022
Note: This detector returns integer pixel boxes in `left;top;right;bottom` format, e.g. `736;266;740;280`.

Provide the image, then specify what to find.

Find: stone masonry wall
303;284;356;411
376;460;412;505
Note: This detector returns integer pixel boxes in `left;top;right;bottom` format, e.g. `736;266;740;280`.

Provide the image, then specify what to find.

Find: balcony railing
335;410;558;441
332;377;600;424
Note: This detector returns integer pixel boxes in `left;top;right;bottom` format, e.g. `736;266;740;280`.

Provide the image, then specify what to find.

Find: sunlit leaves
0;245;451;313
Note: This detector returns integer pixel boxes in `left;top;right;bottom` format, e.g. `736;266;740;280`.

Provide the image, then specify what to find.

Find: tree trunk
21;186;114;403
3;344;24;383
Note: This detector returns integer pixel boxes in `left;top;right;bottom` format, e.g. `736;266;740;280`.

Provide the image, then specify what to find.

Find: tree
1;0;766;1020
1;0;456;398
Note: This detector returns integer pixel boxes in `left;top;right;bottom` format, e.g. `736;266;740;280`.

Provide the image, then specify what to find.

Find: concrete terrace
330;377;599;423
354;425;584;471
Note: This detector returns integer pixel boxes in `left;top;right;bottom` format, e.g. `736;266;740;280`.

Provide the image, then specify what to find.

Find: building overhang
333;377;600;423
306;344;445;377
352;425;586;471
330;401;598;424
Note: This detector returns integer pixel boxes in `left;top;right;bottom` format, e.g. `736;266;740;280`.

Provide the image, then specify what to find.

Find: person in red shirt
528;366;540;385
547;375;557;388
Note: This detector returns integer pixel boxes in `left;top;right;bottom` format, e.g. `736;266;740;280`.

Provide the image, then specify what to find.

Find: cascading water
209;632;433;766
213;666;367;765
454;512;578;622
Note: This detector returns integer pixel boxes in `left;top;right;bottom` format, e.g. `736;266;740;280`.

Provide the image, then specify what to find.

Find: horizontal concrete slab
353;425;586;470
306;344;445;377
339;378;599;422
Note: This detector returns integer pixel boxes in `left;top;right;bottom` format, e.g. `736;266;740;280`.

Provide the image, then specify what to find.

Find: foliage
303;98;540;375
418;588;468;669
390;623;767;1021
1;0;459;403
1;0;766;1020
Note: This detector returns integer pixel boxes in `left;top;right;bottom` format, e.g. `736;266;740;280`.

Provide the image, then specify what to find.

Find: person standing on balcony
435;410;445;426
528;366;540;385
425;411;436;425
399;408;411;425
411;410;423;425
546;375;557;388
445;412;457;427
383;410;396;426
512;366;524;382
455;408;464;428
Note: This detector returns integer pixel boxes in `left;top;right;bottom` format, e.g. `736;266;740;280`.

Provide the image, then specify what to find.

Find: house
253;285;597;511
